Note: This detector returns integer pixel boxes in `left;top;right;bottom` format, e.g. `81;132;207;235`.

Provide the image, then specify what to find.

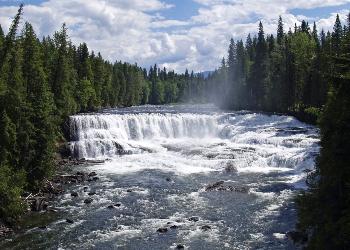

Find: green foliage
0;5;203;223
0;164;26;222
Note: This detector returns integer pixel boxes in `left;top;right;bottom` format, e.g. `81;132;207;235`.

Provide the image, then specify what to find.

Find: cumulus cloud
0;0;349;72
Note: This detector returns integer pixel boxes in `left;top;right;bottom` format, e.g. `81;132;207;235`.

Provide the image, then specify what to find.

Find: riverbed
1;105;319;249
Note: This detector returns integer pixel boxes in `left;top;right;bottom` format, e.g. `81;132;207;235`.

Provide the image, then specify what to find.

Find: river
2;104;319;249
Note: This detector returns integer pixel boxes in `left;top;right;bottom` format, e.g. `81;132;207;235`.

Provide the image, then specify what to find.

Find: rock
0;224;13;237
286;231;308;244
205;181;249;193
167;222;172;225
205;181;225;191
66;219;74;224
166;177;171;182
38;226;47;230
107;205;114;209
71;192;79;197
157;228;168;233
170;225;179;229
88;172;97;177
126;189;132;193
201;225;211;231
84;198;93;204
88;191;96;196
188;216;199;222
83;187;89;192
225;162;237;172
176;245;185;249
114;203;121;207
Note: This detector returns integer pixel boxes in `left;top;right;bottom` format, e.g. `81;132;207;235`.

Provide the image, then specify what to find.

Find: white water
4;105;320;249
69;109;319;185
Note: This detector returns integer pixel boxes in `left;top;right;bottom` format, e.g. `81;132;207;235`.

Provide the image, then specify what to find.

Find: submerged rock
225;162;237;173
188;216;199;222
157;228;168;233
71;192;78;197
201;225;211;231
84;198;93;204
66;219;74;224
88;172;97;177
205;181;249;193
205;181;225;191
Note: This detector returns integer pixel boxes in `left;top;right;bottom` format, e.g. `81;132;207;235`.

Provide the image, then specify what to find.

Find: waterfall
69;113;221;159
69;110;319;165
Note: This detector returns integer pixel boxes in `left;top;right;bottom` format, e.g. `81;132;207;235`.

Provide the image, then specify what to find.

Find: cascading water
3;105;320;249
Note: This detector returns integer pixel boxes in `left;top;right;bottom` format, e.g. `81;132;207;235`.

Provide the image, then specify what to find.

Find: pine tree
21;22;56;189
277;16;284;45
332;14;343;56
249;21;267;109
51;24;77;123
0;4;23;70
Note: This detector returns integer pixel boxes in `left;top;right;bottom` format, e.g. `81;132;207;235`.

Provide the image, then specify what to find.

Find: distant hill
196;71;213;79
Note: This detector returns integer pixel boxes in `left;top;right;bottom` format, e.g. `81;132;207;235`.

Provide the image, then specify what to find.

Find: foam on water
2;105;319;250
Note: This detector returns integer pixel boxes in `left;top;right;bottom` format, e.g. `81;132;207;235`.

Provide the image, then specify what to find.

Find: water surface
2;105;319;249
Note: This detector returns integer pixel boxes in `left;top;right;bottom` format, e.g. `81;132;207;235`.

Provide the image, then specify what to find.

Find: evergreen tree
277;16;284;45
332;14;343;56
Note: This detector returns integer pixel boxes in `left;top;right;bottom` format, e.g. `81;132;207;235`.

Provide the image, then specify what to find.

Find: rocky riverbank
0;158;104;239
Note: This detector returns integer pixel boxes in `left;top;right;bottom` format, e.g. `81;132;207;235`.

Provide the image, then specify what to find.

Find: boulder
205;181;224;191
71;192;79;197
157;228;168;233
66;219;74;224
88;172;97;177
176;245;185;249
201;225;211;231
188;216;199;222
84;198;93;204
225;162;237;172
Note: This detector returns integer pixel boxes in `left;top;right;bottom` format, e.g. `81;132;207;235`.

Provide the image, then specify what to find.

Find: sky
0;0;349;72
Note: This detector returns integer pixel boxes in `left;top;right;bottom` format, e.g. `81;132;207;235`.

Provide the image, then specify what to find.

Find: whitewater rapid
69;107;318;184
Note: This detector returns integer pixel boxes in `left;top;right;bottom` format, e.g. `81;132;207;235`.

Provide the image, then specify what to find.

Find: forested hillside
0;5;205;223
205;15;349;122
205;13;350;249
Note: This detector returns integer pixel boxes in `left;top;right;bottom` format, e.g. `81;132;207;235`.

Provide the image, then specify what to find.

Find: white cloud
0;0;349;72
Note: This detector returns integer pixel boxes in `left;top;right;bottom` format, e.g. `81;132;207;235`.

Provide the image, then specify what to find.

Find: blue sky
0;0;349;72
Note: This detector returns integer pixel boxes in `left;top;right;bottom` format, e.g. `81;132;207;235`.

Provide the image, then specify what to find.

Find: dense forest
0;5;206;224
205;13;350;249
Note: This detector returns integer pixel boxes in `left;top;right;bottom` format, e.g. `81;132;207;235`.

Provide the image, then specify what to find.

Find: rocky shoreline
0;157;104;239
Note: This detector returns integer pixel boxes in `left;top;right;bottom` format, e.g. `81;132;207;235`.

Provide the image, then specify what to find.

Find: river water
2;105;319;249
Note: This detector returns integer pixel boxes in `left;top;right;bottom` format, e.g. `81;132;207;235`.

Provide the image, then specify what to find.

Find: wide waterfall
69;113;220;159
4;105;320;249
